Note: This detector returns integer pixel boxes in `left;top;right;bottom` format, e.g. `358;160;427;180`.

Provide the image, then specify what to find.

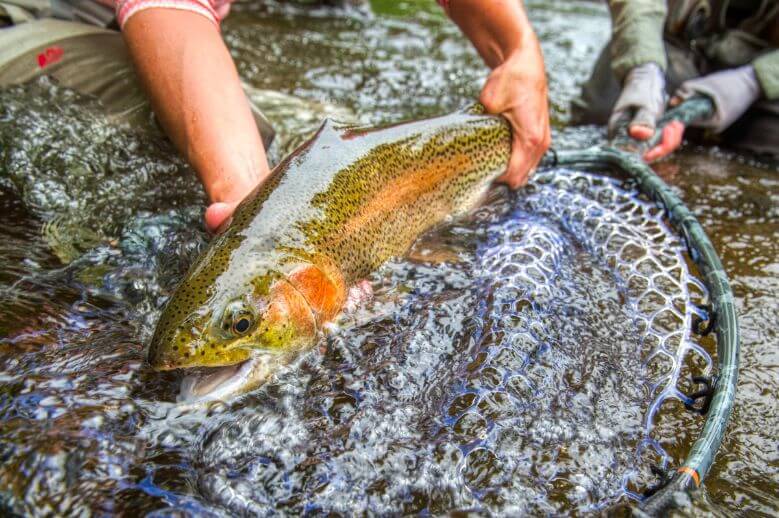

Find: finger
643;120;685;162
669;96;683;107
643;127;679;162
204;201;237;234
497;131;547;189
631;106;657;130
627;106;657;141
496;146;529;188
479;69;512;115
628;124;654;141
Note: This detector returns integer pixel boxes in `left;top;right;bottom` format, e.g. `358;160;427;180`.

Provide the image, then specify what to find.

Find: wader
0;1;275;148
571;0;779;157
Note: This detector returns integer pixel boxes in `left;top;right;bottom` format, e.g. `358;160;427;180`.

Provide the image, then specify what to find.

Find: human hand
480;51;550;189
440;0;549;188
608;62;666;142
644;65;760;162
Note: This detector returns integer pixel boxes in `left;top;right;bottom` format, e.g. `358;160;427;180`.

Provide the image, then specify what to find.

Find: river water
0;1;777;515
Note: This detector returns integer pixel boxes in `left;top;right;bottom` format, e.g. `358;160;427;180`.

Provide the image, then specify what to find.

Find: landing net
186;161;735;515
541;144;738;511
0;83;737;514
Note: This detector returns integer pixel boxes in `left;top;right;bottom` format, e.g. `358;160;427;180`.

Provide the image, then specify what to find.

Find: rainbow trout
149;108;510;402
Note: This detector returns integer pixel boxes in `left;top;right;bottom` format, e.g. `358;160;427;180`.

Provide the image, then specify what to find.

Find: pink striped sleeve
115;0;236;29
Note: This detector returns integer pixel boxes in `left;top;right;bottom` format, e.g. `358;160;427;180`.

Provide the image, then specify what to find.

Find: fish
148;106;511;403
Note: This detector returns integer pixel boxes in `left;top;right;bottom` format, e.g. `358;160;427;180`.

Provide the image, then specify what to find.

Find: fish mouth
177;352;283;404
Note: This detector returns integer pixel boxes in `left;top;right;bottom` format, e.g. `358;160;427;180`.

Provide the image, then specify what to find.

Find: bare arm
443;0;550;188
122;9;270;231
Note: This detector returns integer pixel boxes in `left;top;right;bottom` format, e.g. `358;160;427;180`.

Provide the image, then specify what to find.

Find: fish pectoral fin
324;280;401;333
407;238;464;265
343;280;373;314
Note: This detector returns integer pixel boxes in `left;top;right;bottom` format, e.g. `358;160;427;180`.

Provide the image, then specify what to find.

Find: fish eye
221;301;255;337
233;316;252;335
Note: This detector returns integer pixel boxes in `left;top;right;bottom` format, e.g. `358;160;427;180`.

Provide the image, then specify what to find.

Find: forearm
443;0;539;69
122;9;269;204
607;0;667;81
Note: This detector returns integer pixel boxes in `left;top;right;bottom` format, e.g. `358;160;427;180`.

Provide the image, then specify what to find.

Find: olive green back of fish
230;108;511;280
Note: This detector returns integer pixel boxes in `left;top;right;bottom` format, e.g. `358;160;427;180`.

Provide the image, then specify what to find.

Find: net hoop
540;101;739;511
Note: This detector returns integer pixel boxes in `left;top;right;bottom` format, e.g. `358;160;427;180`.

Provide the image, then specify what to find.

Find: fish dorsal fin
307;118;346;148
463;103;487;115
319;117;338;132
315;117;374;142
315;117;358;140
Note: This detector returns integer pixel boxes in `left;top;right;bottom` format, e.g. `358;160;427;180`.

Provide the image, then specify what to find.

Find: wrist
499;18;540;64
446;0;537;69
502;39;545;83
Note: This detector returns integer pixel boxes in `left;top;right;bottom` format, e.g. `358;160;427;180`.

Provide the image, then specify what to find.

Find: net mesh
182;168;715;514
509;170;713;491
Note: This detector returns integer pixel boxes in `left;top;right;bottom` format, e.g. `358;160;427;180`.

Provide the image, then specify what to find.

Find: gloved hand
608;62;667;140
673;65;761;132
644;65;761;161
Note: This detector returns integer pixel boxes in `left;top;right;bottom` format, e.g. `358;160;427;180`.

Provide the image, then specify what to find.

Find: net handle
540;96;738;512
609;96;715;153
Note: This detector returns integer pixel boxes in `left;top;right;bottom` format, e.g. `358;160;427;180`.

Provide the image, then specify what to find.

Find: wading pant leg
0;19;275;147
0;19;155;126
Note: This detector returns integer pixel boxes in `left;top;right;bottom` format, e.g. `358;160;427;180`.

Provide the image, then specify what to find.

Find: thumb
205;202;237;234
630;106;658;132
628;107;658;141
479;65;514;115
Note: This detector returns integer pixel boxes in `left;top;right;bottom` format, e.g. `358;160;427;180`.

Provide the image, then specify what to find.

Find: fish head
145;144;326;402
148;261;318;375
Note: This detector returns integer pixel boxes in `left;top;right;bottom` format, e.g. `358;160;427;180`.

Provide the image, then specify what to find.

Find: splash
0;78;712;514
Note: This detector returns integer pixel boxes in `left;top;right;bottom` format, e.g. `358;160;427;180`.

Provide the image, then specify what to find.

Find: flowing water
0;0;777;515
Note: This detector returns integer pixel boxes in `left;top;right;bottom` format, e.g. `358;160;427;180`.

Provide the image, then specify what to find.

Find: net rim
541;144;739;509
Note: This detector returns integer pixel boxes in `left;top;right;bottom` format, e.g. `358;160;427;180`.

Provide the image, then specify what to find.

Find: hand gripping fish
148;107;511;403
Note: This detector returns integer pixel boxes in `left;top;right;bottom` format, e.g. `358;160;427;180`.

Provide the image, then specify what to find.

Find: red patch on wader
37;46;64;69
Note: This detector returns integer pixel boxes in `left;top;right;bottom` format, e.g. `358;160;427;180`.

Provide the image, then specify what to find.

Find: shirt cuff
116;0;219;29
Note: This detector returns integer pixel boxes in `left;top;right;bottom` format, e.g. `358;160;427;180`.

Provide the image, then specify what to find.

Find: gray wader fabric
0;0;51;25
0;15;276;149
